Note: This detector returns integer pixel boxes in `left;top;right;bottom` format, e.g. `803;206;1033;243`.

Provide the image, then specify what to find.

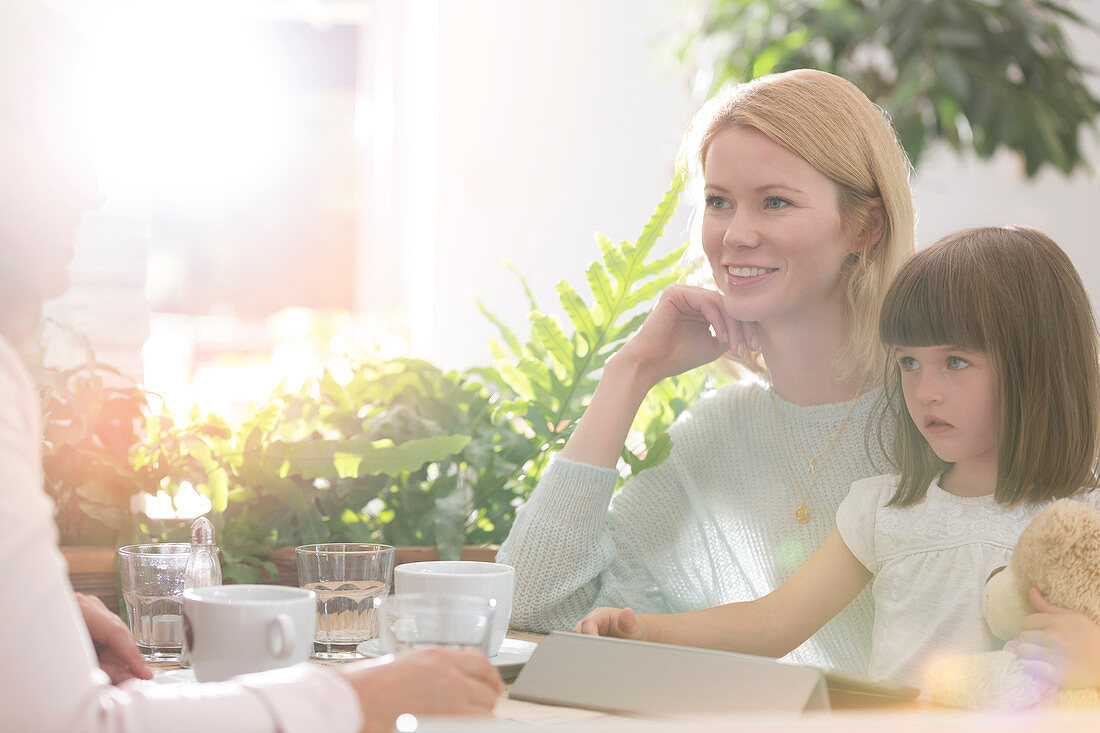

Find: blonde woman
498;69;916;675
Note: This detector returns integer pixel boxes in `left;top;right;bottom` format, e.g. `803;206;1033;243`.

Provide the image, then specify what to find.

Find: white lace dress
836;474;1100;687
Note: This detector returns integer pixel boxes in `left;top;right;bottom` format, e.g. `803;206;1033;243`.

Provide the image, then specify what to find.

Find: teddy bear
926;498;1100;710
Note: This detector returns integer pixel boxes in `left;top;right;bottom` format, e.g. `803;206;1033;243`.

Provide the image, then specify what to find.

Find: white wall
401;0;1100;370
410;0;696;369
912;4;1100;296
55;0;1100;377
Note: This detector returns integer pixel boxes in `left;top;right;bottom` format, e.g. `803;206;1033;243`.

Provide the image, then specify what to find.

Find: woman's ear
852;197;886;254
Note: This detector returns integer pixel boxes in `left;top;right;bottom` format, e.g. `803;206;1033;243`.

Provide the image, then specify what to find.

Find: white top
836;473;1100;687
498;380;887;674
0;335;363;733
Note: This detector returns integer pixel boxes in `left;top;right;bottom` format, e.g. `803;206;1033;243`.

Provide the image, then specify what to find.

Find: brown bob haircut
879;225;1100;506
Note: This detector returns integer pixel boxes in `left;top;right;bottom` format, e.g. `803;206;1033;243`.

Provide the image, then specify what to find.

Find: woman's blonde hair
684;69;916;380
880;226;1100;506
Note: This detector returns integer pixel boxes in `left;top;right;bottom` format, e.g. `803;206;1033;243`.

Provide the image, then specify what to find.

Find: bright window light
80;5;294;207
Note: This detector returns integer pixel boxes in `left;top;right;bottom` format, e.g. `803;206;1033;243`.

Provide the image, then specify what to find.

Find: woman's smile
725;264;779;286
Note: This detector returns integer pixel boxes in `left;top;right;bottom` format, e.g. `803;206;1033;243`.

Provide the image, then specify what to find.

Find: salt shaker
184;516;222;590
180;516;221;667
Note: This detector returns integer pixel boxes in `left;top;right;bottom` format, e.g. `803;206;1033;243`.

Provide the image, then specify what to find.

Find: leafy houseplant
36;326;155;547
676;0;1099;175
45;169;733;583
132;359;529;582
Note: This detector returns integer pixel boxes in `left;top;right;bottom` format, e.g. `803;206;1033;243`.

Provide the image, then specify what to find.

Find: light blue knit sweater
498;379;889;674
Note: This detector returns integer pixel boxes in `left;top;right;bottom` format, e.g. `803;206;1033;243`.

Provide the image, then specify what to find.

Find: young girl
577;226;1100;691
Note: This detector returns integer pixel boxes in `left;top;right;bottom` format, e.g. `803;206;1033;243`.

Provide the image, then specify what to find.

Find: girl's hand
573;607;647;641
1011;588;1100;690
615;284;756;386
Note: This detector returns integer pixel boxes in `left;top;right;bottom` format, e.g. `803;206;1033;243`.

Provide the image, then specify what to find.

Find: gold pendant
807;459;815;475
794;505;810;523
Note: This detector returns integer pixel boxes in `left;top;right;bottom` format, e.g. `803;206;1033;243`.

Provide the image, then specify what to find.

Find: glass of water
295;543;394;659
377;593;496;656
117;543;191;661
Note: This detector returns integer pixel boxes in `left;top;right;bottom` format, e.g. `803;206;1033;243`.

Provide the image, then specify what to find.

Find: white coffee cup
394;561;514;656
183;585;316;682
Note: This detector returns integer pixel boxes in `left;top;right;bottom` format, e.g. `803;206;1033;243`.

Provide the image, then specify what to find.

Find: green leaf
265;435;472;479
557;281;598;339
584;261;615;326
223;564;263;584
530;313;574;372
319;370;351;409
208;468;229;513
516;359;554;397
649;243;690;274
494;359;536;401
598;233;630;284
504;260;539;310
624;271;683;310
73;480;119;505
633;164;685;257
477;301;524;358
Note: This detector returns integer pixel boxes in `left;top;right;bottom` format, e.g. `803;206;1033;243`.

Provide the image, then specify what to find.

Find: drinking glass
377;593;496;656
295;543;395;659
118;543;191;661
394;560;514;656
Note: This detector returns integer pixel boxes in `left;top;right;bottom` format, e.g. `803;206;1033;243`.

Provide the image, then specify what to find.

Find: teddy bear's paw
926;650;1056;710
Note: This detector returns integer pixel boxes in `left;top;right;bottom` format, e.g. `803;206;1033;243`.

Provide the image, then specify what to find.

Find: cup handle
267;614;295;659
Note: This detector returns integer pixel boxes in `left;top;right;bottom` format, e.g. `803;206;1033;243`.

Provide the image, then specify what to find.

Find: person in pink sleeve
0;3;502;732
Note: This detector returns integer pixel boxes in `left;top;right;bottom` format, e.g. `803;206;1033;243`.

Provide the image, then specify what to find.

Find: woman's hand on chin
615;284;755;385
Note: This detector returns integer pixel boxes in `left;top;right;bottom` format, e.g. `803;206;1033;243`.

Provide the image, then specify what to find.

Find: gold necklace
769;377;866;523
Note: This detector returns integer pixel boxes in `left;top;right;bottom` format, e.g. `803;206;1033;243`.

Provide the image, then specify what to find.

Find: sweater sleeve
0;339;363;733
498;441;695;632
835;475;892;573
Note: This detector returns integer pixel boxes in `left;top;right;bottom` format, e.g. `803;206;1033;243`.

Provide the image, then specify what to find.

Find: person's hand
614;284;757;386
573;607;647;641
339;648;503;733
1008;588;1100;690
74;592;153;684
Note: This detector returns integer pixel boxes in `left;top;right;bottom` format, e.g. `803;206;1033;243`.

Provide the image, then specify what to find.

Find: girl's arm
578;528;870;658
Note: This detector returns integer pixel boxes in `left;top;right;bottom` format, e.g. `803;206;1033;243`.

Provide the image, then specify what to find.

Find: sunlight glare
81;5;292;205
142;481;213;520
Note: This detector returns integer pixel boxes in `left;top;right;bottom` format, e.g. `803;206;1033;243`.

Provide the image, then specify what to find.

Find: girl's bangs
879;248;987;351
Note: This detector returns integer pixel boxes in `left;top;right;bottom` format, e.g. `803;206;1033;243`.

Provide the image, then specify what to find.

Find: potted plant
47;171;727;609
676;0;1099;175
133;170;718;582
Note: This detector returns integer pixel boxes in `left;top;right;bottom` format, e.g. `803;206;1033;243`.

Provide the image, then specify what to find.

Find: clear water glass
377;593;495;656
295;543;394;659
118;543;191;661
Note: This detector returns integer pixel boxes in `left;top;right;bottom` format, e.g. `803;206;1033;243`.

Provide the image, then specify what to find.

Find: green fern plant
45;165;735;578
481;167;730;480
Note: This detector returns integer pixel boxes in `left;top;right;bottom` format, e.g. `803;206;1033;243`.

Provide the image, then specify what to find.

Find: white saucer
355;637;537;674
138;668;196;686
